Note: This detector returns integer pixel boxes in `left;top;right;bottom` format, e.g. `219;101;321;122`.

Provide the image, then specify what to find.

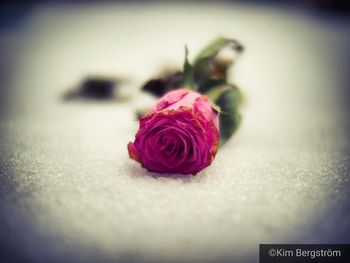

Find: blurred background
0;0;350;263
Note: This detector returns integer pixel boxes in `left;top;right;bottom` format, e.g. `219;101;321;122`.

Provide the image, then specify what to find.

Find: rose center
159;133;179;156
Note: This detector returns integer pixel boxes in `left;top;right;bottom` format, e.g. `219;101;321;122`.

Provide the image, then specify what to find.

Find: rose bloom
128;88;219;175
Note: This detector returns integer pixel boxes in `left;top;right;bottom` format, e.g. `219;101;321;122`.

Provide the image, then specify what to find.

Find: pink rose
128;88;219;175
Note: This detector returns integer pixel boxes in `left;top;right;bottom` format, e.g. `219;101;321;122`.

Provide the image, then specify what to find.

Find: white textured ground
0;2;350;263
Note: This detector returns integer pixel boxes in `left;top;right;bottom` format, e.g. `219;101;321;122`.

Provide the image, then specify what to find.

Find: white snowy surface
0;2;350;263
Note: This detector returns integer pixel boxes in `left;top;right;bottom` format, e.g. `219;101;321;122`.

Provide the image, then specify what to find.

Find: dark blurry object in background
142;70;182;97
63;76;118;101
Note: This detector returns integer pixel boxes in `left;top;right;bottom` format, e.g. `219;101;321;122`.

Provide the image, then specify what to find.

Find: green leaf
194;37;243;62
197;78;226;94
206;85;232;102
193;37;243;92
208;98;221;113
214;85;243;145
180;46;195;89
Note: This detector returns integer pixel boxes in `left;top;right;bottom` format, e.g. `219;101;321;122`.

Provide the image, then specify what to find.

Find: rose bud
128;88;219;175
